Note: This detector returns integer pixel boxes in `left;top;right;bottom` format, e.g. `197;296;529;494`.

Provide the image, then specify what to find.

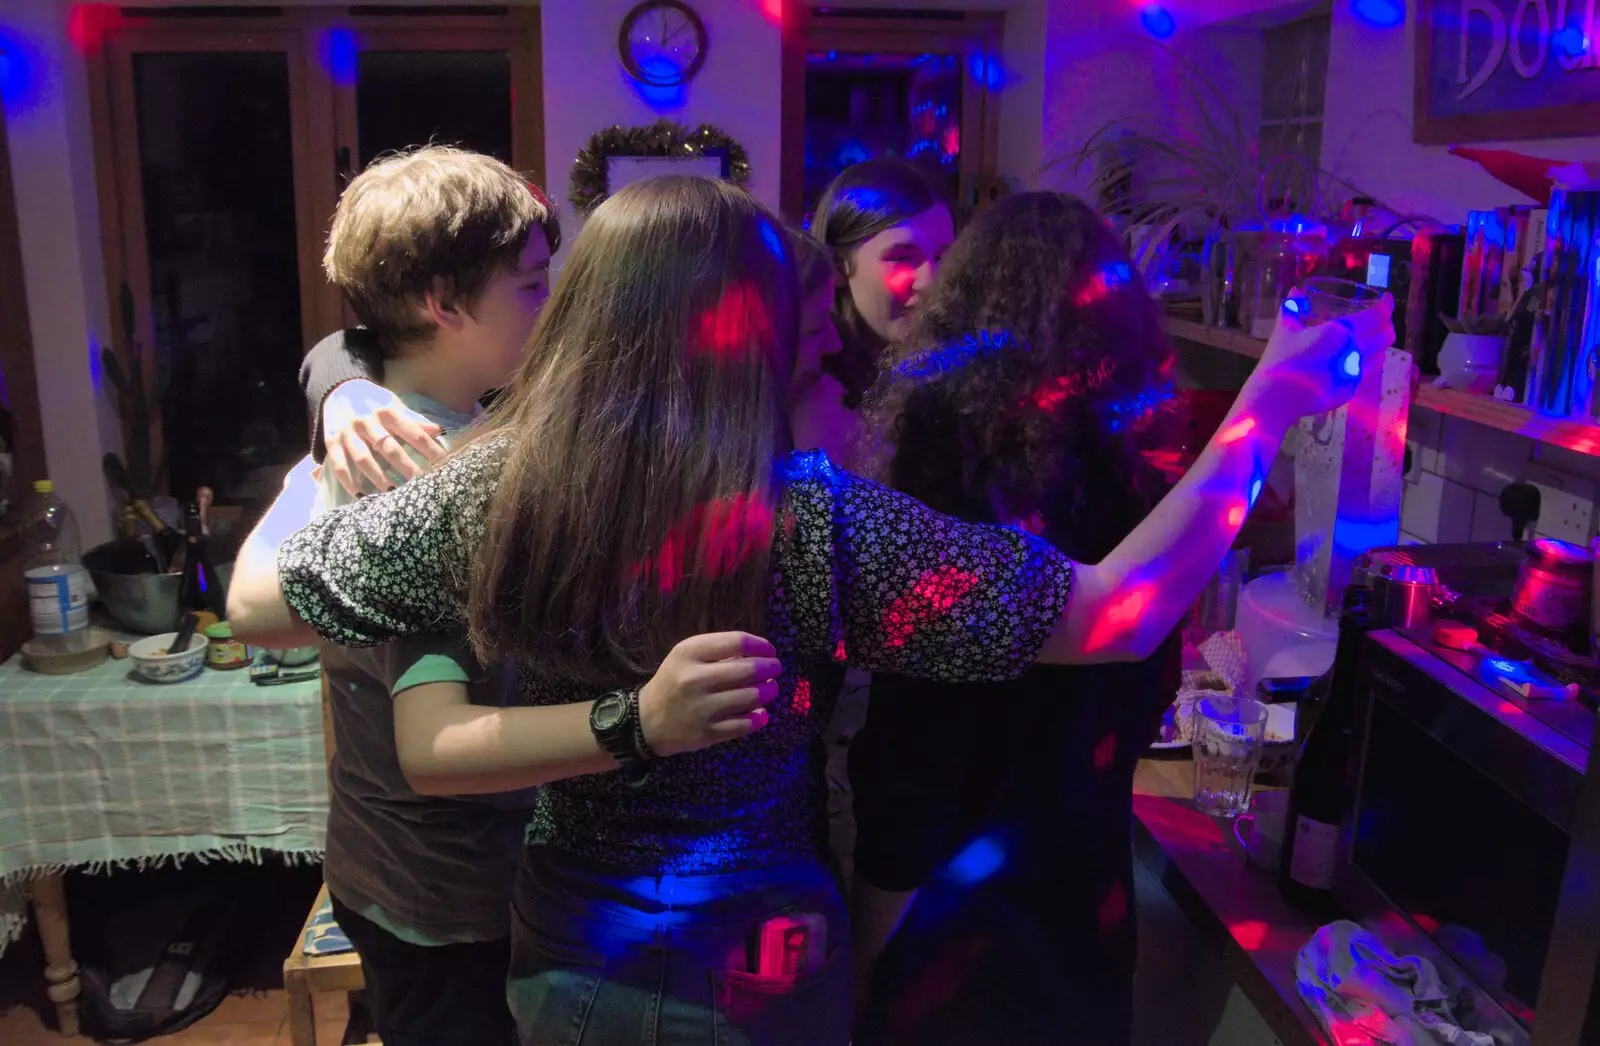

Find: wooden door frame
779;8;1004;224
0;104;49;660
86;18;325;488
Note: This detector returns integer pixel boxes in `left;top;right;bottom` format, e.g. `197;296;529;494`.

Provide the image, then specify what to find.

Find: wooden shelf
1165;316;1268;359
1165;316;1600;457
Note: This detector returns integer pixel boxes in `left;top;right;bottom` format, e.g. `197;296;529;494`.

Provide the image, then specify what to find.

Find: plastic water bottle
22;480;91;653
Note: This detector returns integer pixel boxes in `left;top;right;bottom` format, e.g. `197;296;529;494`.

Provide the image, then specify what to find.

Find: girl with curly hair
850;192;1189;1045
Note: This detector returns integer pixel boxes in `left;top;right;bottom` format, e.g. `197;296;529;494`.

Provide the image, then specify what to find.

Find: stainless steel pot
1371;563;1439;629
83;538;238;635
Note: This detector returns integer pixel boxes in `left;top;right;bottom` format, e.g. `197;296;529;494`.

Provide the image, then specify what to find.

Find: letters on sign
1415;0;1600;143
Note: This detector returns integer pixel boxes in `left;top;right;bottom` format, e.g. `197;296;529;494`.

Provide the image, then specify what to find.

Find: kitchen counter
1133;756;1330;1046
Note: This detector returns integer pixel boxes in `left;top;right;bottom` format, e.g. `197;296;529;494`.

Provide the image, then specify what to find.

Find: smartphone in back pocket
750;913;827;979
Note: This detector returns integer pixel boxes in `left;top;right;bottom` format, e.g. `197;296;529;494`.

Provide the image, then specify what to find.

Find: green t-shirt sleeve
384;633;479;698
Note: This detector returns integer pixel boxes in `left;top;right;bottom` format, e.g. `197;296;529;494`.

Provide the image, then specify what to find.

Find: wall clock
618;1;708;88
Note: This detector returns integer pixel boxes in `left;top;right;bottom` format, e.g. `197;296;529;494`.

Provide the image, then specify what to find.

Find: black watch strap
592;688;652;787
631;689;657;762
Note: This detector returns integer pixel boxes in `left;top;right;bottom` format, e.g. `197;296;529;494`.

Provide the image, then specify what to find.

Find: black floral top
279;437;1074;875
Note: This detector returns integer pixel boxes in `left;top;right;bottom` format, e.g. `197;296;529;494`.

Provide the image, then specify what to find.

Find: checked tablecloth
0;650;327;951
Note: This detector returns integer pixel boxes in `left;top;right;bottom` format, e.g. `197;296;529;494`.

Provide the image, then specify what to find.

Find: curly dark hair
861;192;1181;563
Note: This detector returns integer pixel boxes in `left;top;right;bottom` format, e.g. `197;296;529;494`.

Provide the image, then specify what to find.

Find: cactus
101;282;169;501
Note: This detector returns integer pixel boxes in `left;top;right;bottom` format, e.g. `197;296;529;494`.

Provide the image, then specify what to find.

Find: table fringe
2;844;325;889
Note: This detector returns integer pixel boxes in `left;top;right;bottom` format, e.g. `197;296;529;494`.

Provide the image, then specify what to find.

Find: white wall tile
1401;472;1476;544
1436;418;1533;495
1532;443;1600;489
1407;407;1442;475
1469;489;1513;543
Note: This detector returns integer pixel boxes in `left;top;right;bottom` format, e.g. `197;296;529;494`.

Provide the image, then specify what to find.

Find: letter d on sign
1458;0;1509;98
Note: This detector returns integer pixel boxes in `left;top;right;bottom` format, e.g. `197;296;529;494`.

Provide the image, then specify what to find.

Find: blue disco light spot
967;52;1004;90
1351;0;1405;29
1554;27;1589;61
320;27;358;87
946;835;1006;885
1341;349;1362;379
892;330;1015;382
1140;6;1177;40
0;26;48;115
758;221;786;260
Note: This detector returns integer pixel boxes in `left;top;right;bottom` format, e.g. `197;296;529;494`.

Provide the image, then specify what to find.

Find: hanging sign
1415;0;1600;143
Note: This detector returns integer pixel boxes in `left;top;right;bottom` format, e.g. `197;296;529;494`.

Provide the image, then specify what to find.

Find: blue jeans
508;847;851;1046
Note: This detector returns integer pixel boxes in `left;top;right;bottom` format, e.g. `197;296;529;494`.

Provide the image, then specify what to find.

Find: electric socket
1524;463;1596;546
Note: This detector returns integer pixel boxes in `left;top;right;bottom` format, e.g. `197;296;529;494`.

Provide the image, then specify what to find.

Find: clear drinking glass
1301;276;1383;326
1191;696;1268;817
1291;276;1387;613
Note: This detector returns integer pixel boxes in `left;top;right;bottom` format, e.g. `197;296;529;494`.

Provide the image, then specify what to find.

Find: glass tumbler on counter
1192;696;1268;817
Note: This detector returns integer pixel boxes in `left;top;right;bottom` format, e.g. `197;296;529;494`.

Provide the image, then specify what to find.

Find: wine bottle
176;502;222;617
1278;586;1373;912
132;499;183;573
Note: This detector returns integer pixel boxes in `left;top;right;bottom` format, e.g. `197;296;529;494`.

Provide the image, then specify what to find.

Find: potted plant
1046;41;1392;334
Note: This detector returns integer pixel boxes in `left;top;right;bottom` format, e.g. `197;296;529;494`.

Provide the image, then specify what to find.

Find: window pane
802;52;962;221
1261;15;1330;122
357;51;513;168
132;52;305;508
1259;120;1323;175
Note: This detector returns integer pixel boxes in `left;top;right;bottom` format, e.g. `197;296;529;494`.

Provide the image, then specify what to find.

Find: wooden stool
281;673;366;1045
282;884;365;1046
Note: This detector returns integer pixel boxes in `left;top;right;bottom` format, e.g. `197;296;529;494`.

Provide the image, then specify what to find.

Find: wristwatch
590;688;653;787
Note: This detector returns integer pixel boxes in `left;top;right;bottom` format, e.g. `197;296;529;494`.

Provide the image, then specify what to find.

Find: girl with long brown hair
230;175;1391;1045
811;159;953;410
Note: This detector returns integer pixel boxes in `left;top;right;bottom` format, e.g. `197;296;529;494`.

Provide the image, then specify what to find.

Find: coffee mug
1232;789;1288;872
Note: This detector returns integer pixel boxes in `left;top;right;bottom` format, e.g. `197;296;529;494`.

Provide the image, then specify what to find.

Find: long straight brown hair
466;176;800;686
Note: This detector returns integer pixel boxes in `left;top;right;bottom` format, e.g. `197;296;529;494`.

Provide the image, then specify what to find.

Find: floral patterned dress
278;436;1075;876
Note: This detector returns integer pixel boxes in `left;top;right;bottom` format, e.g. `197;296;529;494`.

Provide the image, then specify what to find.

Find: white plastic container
1236;571;1338;705
21;480;91;653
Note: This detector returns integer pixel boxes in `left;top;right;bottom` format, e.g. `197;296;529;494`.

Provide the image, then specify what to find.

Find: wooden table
0;649;327;1036
1133;756;1330;1046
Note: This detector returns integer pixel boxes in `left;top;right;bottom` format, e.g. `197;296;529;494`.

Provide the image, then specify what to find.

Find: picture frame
605;151;729;195
1414;0;1600;145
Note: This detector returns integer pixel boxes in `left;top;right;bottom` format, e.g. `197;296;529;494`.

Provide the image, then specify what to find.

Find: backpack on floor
77;889;240;1042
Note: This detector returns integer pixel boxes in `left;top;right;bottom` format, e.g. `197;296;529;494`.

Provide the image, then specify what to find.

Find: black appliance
1337;543;1600;1045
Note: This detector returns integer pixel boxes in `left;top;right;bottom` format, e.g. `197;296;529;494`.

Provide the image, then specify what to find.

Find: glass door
782;10;1003;225
89;10;545;510
98;26;322;508
323;17;545;328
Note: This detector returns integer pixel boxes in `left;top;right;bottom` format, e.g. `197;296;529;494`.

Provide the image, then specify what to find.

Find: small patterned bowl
129;632;208;684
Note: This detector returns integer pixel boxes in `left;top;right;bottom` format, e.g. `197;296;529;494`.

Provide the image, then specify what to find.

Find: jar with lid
1511;538;1594;636
1250;220;1326;340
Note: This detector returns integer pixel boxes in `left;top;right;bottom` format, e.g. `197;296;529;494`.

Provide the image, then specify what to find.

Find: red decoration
1448;146;1561;205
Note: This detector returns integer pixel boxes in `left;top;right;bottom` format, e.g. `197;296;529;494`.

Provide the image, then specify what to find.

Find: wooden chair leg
27;873;80;1038
285;973;317;1046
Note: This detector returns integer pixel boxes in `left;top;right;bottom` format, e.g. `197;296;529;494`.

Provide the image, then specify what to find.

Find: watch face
622;1;706;87
592;694;627;731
